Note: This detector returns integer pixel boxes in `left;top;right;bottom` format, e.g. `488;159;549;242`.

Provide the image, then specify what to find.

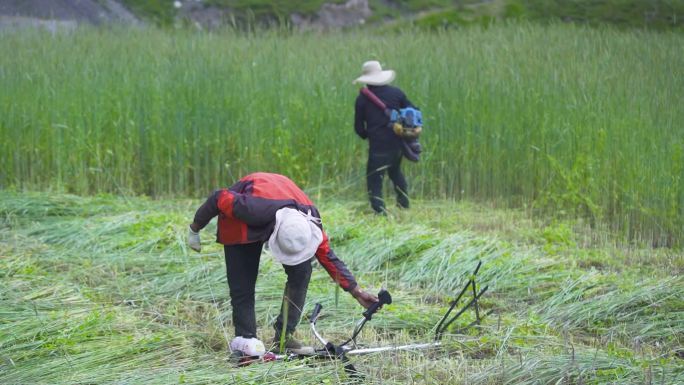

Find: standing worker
353;60;417;214
187;172;378;357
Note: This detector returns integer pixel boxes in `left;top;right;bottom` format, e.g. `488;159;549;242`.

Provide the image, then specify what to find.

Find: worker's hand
350;286;379;309
187;226;201;252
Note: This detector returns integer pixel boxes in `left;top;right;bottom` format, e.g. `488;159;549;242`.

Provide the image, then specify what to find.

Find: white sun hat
268;207;323;266
353;60;396;86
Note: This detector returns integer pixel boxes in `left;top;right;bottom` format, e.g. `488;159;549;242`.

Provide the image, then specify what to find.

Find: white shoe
230;336;266;357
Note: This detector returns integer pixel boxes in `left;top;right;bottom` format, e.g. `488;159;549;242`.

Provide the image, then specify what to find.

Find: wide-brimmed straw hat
268;208;323;266
353;60;396;86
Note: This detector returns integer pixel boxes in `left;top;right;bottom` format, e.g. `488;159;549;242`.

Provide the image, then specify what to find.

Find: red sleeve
315;231;357;291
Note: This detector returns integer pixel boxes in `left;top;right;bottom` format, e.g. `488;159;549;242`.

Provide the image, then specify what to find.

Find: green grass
407;0;684;31
119;0;177;25
1;23;682;245
1;192;682;384
521;0;684;31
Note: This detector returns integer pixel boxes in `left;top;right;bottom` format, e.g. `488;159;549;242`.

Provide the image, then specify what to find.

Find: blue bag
390;107;423;139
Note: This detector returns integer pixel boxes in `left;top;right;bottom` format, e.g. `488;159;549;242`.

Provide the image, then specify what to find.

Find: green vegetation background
1;5;683;382
1;23;682;245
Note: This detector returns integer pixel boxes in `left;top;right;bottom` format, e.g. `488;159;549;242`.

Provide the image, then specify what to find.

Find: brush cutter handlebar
309;289;393;347
310;303;323;323
363;289;392;321
309;303;328;346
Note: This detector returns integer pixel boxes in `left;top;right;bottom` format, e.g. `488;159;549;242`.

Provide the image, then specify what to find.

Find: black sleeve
354;96;368;139
192;190;222;230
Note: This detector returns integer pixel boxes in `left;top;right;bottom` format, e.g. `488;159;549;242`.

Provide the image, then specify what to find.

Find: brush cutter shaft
266;342;441;361
346;342;441;356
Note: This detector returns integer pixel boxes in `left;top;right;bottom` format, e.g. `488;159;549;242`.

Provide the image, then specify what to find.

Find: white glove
188;226;201;252
230;336;266;357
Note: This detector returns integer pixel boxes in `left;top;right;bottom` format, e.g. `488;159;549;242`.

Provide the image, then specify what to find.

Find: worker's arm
350;286;378;309
315;232;378;309
354;96;368;139
190;189;225;231
188;189;232;251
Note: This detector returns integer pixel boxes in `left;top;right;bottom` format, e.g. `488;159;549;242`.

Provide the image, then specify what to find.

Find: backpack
389;108;423;139
360;87;423;162
360;87;423;139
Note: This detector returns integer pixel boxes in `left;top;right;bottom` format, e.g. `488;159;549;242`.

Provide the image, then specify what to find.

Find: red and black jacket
193;172;357;291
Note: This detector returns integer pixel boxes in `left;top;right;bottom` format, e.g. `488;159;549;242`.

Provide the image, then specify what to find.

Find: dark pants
367;150;409;213
224;242;312;339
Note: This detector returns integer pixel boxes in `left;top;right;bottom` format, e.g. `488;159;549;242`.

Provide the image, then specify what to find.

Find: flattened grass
1;192;682;384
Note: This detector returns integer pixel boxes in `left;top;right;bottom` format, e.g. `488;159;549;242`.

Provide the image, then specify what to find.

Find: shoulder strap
360;87;388;111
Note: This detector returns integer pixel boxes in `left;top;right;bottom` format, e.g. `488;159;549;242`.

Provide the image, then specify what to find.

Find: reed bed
470;343;684;385
539;274;684;346
1;23;682;244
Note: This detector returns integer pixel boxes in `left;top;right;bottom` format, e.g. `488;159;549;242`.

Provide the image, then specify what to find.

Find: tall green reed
0;24;682;245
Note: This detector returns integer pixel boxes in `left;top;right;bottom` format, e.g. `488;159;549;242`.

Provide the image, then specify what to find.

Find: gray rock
0;15;77;33
292;0;372;30
0;0;140;27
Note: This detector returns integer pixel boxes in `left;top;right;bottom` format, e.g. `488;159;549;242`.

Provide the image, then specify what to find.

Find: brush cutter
235;262;489;377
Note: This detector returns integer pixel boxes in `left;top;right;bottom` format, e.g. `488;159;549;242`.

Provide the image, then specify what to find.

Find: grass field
0;23;682;245
1;20;683;384
1;192;682;384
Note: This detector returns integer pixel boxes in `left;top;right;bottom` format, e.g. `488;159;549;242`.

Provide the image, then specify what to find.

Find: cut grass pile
1;192;682;384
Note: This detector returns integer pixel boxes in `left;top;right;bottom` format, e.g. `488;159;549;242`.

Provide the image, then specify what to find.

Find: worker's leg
367;152;391;214
273;258;313;336
387;150;409;209
224;242;263;338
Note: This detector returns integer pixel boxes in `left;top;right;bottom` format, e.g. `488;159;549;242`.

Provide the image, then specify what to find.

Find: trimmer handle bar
363;289;392;321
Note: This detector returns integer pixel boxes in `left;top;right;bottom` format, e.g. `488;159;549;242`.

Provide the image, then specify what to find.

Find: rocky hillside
1;0;682;31
0;0;139;32
0;0;375;30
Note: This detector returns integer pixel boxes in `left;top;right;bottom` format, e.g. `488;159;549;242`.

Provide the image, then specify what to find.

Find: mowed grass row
1;192;682;384
0;24;682;245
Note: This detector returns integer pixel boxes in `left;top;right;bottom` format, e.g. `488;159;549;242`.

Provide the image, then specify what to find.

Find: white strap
299;209;322;225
